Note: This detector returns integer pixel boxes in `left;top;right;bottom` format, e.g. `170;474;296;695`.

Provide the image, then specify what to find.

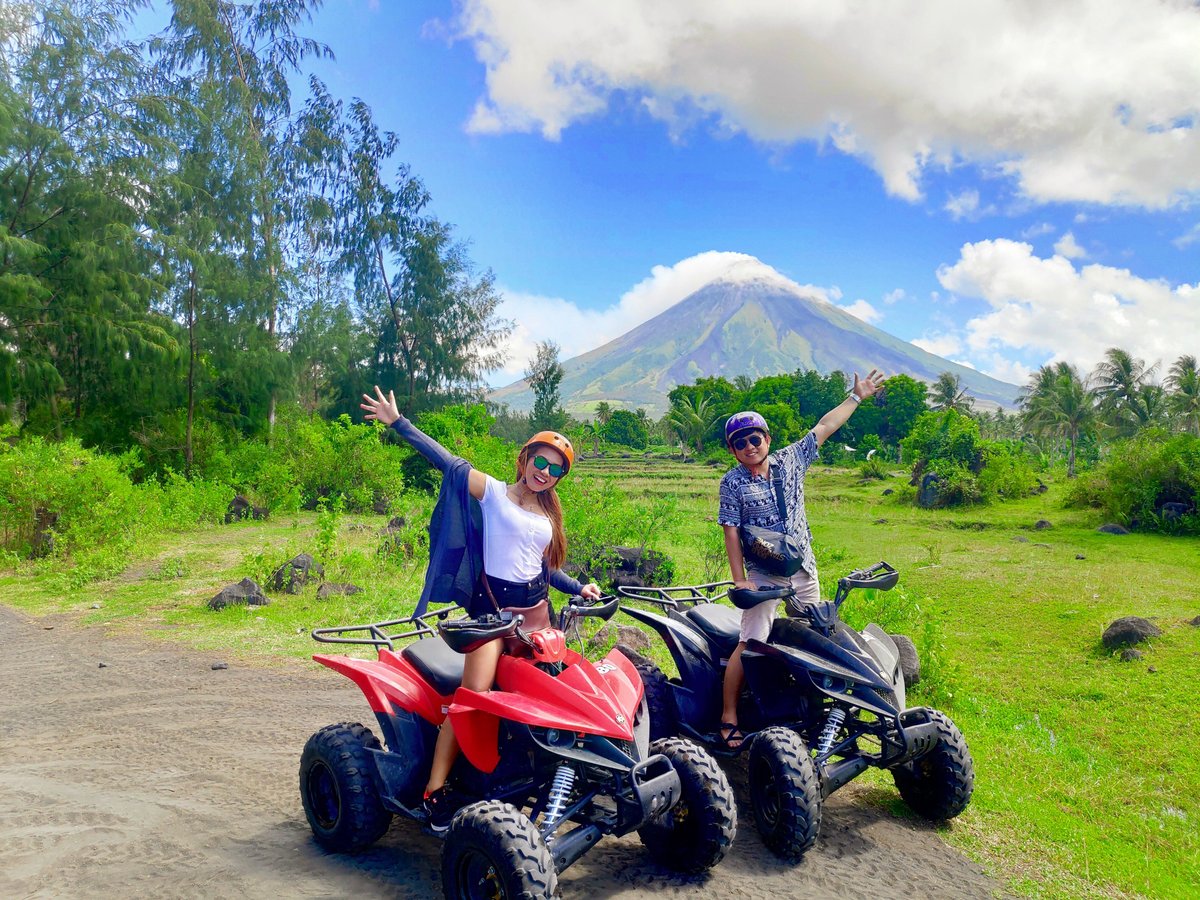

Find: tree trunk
186;267;197;478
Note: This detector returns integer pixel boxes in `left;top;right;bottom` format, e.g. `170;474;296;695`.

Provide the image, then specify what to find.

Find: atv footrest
615;753;680;834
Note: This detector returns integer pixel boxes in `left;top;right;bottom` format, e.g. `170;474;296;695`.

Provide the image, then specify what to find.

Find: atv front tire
637;737;736;873
892;708;974;820
747;727;822;861
634;663;678;741
299;722;392;852
441;800;558;900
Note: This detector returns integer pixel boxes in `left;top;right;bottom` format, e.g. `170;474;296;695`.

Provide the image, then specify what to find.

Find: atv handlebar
560;594;619;626
835;561;899;596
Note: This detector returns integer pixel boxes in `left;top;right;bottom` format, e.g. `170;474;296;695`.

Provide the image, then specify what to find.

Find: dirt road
0;606;1003;899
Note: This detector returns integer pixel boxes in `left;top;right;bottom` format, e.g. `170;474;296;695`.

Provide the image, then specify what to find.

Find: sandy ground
0;605;1005;899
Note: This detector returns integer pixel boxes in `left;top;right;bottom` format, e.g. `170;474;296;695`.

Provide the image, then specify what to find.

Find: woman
360;386;601;830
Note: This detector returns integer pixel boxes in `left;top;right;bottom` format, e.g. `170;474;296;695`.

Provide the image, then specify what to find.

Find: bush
1066;430;1200;534
903;410;1036;507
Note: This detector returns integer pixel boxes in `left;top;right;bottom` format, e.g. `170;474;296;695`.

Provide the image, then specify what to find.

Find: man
716;369;883;748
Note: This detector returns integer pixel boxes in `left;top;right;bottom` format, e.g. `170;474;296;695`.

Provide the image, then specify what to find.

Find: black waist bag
740;465;805;577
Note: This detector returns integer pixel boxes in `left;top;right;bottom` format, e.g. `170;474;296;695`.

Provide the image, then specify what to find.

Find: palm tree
1165;354;1200;435
1091;347;1159;435
1020;362;1096;477
929;372;974;414
667;395;718;458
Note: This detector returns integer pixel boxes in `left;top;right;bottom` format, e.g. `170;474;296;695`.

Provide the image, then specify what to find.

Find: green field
2;455;1198;898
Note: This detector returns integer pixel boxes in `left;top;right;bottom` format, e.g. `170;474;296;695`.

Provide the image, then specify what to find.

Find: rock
372;497;391;515
271;554;324;594
251;505;268;520
1189;616;1200;627
588;623;652;655
917;473;944;509
586;547;671;590
1032;479;1048;495
211;662;229;670
1098;523;1130;535
1012;535;1030;543
882;488;894;496
1032;542;1051;549
1102;616;1161;649
1158;501;1191;521
224;495;251;524
98;662;108;668
1120;648;1143;662
1075;554;1086;560
1147;665;1157;673
91;603;102;609
1034;519;1052;530
873;518;888;525
317;582;364;600
889;633;920;688
208;577;270;610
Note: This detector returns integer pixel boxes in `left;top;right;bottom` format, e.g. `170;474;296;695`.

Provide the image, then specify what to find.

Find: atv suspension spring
816;706;847;758
541;765;576;833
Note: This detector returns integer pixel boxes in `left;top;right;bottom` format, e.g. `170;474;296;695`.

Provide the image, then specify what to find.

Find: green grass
2;458;1198;897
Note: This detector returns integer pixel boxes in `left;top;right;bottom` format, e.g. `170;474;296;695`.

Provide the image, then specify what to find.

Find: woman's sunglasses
532;455;566;478
732;434;765;451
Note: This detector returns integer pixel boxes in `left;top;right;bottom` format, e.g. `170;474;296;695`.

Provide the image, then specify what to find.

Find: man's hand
360;385;401;426
852;368;885;400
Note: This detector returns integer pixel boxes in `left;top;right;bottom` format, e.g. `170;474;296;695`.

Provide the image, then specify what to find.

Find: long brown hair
516;444;567;570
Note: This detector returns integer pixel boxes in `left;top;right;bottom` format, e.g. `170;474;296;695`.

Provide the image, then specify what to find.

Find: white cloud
936;238;1200;373
451;0;1200;208
1020;222;1055;239
883;288;906;305
944;190;980;220
1173;222;1200;248
979;354;1033;386
911;332;963;358
1054;231;1087;259
490;251;838;385
839;299;883;324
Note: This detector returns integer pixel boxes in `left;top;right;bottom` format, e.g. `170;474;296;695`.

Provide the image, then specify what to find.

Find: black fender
620;605;724;730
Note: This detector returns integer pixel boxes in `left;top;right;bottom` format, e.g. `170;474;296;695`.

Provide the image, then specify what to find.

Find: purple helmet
725;410;770;444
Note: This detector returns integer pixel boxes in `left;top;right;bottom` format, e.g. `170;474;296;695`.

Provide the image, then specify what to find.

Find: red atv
300;596;736;898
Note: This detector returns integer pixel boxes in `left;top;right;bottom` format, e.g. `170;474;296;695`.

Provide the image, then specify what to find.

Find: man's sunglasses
732;434;765;452
532;455;566;478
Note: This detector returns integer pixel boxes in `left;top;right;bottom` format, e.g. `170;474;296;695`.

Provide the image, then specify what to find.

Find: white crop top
479;474;553;583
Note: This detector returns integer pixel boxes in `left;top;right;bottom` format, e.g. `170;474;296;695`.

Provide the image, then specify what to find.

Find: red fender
313;649;449;725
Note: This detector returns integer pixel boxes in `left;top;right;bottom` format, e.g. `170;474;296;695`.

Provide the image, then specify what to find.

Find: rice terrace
3;1;1200;898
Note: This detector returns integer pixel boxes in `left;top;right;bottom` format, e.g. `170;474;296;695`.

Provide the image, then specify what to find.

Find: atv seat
685;603;742;659
401;637;466;696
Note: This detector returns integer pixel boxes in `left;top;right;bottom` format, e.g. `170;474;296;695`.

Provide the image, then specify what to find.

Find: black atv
618;561;974;861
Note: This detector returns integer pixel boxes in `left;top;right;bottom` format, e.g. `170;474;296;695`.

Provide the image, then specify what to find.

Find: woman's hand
580;582;602;601
360;385;401;426
852;368;885;400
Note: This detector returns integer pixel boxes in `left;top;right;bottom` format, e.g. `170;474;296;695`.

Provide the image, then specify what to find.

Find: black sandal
718;722;747;750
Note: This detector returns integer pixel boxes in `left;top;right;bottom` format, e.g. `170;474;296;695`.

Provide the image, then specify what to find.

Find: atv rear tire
892;709;974;821
299;722;392;852
747;727;822;861
637;737;736;873
635;663;678;741
441;800;558;900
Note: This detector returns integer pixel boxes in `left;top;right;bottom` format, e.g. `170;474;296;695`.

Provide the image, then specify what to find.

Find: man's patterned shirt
717;431;820;579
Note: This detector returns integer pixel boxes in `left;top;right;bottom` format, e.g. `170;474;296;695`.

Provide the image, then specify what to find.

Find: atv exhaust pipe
820;756;869;797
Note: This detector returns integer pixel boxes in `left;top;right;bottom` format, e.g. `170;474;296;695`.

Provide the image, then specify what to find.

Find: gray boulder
1034;519;1052;530
1159;502;1191;521
889;633;921;688
1098;523;1130;535
1102;616;1161;650
317;582;363;601
587;547;670;590
208;577;269;610
272;554;324;594
588;623;652;655
917;473;944;509
1120;648;1143;662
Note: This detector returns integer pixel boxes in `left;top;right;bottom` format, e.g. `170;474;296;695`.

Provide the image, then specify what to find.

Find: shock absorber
815;706;847;758
541;765;576;833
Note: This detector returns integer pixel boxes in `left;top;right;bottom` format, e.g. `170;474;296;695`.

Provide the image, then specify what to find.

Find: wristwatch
847;392;861;404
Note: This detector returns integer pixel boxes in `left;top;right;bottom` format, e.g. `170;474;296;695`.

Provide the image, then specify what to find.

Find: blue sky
141;1;1200;389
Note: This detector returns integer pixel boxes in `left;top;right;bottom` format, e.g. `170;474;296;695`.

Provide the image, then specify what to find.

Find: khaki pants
738;569;820;642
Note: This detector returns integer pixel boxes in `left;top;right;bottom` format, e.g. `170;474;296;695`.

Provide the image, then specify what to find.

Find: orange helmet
522;431;575;475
